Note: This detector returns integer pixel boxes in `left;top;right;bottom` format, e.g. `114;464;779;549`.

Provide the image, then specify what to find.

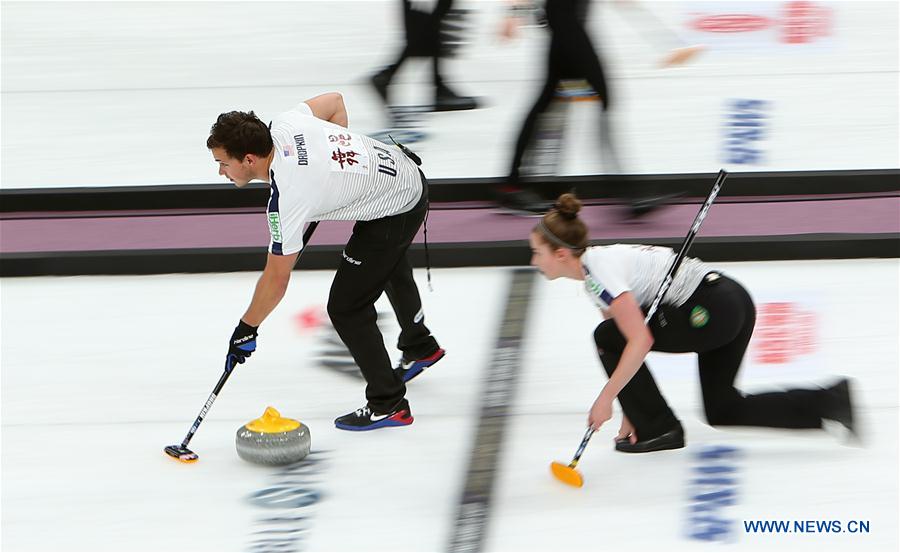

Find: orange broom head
550;461;584;488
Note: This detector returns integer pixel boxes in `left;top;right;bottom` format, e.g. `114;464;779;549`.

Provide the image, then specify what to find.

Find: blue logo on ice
723;99;769;165
247;452;328;552
685;445;742;542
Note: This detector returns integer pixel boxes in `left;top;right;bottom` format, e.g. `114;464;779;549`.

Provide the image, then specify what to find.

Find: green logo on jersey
268;212;283;242
690;306;710;328
585;275;607;305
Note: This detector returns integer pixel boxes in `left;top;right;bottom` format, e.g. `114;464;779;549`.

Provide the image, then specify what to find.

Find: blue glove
229;320;258;364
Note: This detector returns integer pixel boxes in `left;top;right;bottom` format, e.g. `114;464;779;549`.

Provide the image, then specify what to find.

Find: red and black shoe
395;348;446;383
334;399;413;431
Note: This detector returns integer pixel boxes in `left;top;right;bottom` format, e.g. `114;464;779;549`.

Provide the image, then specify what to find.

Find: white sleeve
266;165;312;256
582;249;631;308
294;102;314;116
273;210;312;256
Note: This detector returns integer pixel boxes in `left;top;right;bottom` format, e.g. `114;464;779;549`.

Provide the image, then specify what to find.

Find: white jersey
581;244;710;309
266;103;423;255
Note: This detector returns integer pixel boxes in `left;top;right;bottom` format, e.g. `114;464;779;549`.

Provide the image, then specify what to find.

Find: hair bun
554;193;582;221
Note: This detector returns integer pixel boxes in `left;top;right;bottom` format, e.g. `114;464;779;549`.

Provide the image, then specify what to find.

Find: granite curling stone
236;406;311;465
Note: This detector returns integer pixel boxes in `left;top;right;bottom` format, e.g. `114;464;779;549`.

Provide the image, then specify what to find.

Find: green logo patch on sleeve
690;305;710;328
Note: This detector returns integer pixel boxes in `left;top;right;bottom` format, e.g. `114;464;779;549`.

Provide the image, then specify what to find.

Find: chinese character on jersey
328;134;352;147
332;149;360;169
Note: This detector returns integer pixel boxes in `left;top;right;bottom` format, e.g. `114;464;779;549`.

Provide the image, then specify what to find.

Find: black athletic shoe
434;84;478;112
371;68;391;104
823;378;857;439
615;421;685;453
627;191;684;219
495;188;553;215
334;399;413;431
395;348;446;383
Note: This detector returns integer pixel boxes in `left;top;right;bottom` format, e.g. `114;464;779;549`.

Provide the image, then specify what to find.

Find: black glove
229;320;258;365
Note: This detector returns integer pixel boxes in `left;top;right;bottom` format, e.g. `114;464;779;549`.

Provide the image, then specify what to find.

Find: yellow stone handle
245;406;302;433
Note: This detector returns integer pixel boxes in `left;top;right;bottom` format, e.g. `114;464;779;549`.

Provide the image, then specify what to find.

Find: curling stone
236;406;310;466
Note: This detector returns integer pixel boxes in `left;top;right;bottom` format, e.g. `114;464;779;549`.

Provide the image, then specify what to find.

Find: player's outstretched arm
305;92;348;128
242;252;299;327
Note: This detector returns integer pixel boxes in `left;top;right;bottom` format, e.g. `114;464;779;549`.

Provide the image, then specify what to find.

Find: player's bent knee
326;297;351;326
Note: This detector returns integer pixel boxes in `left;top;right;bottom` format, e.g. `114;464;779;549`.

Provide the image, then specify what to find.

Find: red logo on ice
691;14;772;33
689;2;832;43
781;1;832;44
293;305;326;333
752;302;818;364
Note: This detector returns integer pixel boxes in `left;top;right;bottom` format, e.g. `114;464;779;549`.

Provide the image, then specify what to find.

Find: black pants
381;0;455;89
508;0;617;185
594;274;831;440
327;175;439;413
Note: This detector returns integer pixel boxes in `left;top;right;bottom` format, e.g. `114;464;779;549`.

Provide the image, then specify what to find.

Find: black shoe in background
495;188;553;215
823;378;857;439
434;83;478;112
627;191;684;219
615;421;685;453
371;68;391;104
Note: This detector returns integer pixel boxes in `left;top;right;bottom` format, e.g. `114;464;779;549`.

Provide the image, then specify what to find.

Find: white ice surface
489;258;899;551
1;260;898;551
1;0;898;189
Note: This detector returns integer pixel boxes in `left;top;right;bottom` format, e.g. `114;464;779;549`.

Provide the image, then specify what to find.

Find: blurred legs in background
371;0;479;112
497;0;683;218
